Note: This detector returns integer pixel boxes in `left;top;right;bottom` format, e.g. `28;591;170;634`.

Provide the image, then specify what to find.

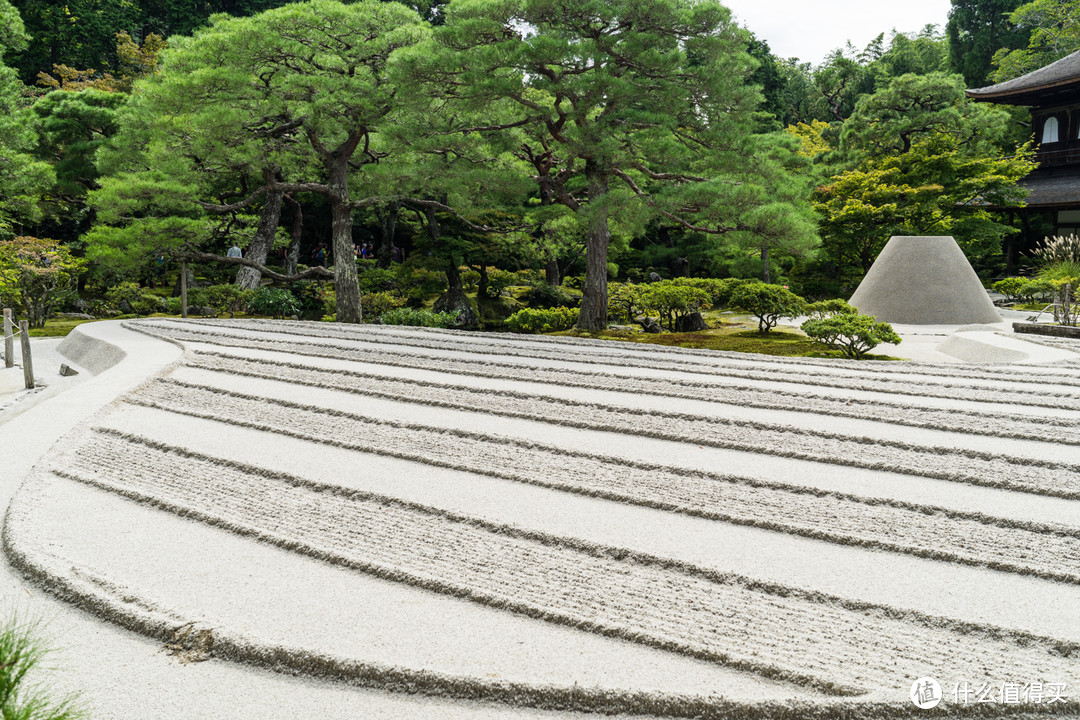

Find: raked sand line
147;365;1080;501
170;317;1080;388
188;347;1080;449
127;320;1080;411
3;473;828;720
187;354;1080;464
115;379;1080;584
174;319;1071;388
44;430;1080;700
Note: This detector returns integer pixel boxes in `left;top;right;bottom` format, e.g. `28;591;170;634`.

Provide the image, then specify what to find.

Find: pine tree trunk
475;265;489;299
375;201;398;269
284;195;303;277
761;245;771;284
545;256;561;285
426;207;479;328
328;156;362;324
236;187;285;290
577;163;610;331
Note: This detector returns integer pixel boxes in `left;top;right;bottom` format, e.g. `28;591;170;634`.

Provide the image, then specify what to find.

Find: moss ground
28;318;103;338
556;314;902;360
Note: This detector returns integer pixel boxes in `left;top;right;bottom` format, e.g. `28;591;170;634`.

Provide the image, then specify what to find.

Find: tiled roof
967;51;1080;100
1020;173;1080;207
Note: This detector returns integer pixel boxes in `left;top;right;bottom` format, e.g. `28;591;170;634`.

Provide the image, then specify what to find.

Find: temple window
1042;116;1060;143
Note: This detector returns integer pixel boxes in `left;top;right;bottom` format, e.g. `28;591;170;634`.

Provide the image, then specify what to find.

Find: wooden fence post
3;308;12;369
181;261;189;319
19;320;33;389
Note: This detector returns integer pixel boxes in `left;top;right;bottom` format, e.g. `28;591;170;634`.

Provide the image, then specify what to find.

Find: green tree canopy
990;0;1080;81
405;0;815;330
946;0;1029;87
90;0;430;321
0;0;53;239
817;74;1034;277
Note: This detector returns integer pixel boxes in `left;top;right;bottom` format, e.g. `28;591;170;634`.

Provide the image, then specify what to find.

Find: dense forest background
1;0;1078;327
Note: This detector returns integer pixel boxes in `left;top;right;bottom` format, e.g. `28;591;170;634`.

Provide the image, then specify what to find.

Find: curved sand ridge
8;318;1080;718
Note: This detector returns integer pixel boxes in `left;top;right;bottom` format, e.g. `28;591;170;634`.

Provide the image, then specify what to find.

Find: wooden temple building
967;50;1080;269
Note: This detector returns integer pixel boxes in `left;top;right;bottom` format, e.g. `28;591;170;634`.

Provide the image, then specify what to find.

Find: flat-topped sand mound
6;318;1079;718
849;236;1002;325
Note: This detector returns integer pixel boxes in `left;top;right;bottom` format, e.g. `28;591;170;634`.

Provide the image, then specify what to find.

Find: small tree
805;298;858;320
992;277;1030;303
639;284;711;332
0;237;84;327
730;282;807;332
801;314;902;358
607;282;645;324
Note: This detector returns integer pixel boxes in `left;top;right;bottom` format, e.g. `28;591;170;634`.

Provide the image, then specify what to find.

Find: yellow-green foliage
785;119;833;158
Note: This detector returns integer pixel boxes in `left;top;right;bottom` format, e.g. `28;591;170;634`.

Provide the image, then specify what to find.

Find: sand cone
848;236;1001;325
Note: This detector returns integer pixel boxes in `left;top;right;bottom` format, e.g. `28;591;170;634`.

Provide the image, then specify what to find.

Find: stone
635;316;662;333
58;364;79;377
648;272;663;283
674;311;708;332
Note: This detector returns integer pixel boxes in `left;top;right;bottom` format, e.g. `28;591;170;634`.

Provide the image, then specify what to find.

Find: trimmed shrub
805;298;858;320
248;287;300;318
104;281;164;316
1020;278;1055;304
801;313;902;359
86;299;116;318
290;281;331;320
730;282;807;332
992;277;1029;302
607;282;645;323
506;306;579;333
486;268;517;298
357;265;399;293
640;283;711;331
666;277;746;308
460;269;480;292
527;282;577;309
199;284;254;316
361;291;405;320
380;307;460;328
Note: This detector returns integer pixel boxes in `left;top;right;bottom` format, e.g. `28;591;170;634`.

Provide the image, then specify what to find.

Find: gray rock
674;311;708;332
635;316;662;333
59;363;79;377
648;272;662;283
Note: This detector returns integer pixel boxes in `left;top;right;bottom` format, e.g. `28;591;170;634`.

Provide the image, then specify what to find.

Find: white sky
722;0;954;66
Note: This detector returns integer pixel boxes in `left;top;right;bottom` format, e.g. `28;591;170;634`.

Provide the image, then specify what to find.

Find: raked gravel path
5;318;1080;719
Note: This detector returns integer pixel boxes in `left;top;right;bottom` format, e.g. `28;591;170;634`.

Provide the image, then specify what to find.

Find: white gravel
2;318;1078;718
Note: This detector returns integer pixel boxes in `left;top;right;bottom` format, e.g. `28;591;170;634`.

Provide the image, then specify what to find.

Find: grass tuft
0;616;83;720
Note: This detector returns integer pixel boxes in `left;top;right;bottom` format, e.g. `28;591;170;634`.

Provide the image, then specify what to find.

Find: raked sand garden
1;318;1079;718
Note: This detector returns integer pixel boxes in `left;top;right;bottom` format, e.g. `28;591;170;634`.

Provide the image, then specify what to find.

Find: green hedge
506;306;579;333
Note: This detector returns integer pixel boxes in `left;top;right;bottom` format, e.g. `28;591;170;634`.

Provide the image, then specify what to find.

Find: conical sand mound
849;236;1001;325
